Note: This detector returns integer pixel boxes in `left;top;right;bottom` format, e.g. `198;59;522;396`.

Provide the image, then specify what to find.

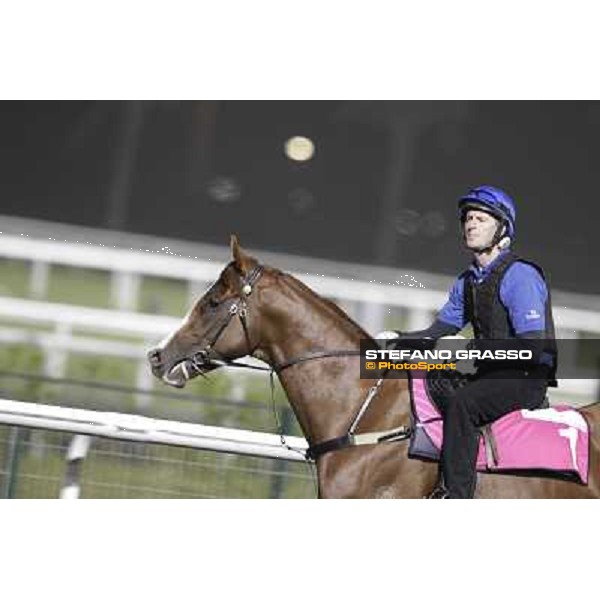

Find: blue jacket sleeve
437;275;468;330
499;262;548;334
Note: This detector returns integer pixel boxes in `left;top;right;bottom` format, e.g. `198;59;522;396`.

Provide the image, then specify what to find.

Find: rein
180;262;412;461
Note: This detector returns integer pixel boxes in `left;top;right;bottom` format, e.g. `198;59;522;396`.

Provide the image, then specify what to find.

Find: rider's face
462;209;500;250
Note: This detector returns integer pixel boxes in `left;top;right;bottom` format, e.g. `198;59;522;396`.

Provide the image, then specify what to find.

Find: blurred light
394;209;447;237
206;176;241;203
394;209;420;236
421;211;446;237
284;136;315;162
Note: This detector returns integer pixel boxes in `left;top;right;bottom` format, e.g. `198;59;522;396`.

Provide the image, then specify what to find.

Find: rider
379;185;558;499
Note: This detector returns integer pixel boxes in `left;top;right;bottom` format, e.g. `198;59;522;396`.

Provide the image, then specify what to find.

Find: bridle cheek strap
188;265;264;374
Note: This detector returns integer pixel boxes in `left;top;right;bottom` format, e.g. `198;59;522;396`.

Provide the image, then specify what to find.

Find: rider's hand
375;330;401;340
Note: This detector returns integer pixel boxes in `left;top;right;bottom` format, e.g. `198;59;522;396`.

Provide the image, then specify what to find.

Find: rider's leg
440;370;547;499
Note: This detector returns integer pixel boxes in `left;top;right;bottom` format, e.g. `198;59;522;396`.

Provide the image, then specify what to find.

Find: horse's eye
208;297;220;309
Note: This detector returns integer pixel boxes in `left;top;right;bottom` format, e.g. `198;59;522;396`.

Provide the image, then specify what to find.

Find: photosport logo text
360;341;536;379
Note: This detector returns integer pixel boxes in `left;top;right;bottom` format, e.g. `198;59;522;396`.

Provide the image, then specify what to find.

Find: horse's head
147;235;264;388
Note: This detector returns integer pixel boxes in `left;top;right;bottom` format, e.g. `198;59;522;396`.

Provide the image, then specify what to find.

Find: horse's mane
274;268;373;341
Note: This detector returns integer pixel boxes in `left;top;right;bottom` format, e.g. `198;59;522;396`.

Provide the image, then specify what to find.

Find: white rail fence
0;398;309;498
2;231;599;333
0;231;447;332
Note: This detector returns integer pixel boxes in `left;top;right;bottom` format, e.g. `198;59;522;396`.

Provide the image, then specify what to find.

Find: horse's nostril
148;349;163;366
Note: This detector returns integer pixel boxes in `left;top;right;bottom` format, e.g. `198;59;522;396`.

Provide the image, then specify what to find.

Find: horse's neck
258;274;388;443
260;273;367;366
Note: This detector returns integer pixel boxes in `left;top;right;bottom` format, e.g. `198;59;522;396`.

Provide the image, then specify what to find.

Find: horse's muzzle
147;347;185;386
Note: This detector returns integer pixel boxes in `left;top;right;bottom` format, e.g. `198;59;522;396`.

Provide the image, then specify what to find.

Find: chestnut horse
148;237;600;498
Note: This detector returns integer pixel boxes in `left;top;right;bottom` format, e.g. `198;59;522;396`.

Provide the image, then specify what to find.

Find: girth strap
481;424;499;467
306;425;412;461
306;434;354;460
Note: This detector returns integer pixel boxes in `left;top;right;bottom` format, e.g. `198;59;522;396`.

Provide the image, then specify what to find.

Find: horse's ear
230;234;251;274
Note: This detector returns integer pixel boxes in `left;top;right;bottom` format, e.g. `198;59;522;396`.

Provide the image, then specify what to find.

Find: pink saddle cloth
409;375;590;484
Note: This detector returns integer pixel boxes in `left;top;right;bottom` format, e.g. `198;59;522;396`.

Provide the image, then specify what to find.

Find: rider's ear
231;234;251;274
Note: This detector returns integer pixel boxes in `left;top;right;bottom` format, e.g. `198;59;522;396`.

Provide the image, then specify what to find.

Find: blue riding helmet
458;185;516;240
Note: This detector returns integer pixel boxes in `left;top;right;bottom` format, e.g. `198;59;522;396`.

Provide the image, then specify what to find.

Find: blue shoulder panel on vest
499;262;548;334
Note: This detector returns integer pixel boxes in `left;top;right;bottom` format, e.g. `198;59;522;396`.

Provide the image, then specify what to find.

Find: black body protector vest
463;251;558;385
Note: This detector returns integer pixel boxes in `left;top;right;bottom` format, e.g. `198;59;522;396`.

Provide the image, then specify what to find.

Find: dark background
1;100;598;294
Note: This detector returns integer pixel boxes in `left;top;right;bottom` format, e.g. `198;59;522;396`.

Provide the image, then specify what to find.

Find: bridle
184;263;266;378
185;262;364;377
175;262;412;461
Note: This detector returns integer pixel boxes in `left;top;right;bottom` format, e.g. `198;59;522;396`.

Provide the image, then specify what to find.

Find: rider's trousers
434;367;549;499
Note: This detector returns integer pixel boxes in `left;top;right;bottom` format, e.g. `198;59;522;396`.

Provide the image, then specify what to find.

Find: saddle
408;371;590;484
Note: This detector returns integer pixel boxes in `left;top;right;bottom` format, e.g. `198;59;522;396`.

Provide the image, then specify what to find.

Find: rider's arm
401;318;461;339
377;276;465;350
389;319;461;352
